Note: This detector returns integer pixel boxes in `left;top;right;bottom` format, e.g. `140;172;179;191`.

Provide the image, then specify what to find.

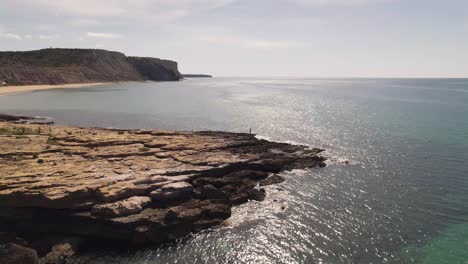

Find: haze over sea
1;77;467;264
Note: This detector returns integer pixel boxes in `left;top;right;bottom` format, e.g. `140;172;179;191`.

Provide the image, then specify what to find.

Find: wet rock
260;175;286;186
230;193;249;205
247;188;266;201
225;170;269;180
0;232;28;246
92;196;151;217
200;185;228;200
0;243;39;264
38;236;82;264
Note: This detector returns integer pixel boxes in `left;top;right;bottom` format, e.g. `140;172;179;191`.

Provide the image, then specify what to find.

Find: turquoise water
0;78;467;263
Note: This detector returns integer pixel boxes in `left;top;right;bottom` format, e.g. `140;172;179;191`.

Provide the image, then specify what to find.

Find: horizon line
208;76;468;79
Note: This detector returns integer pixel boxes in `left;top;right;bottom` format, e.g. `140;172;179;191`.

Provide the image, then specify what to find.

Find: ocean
0;78;467;264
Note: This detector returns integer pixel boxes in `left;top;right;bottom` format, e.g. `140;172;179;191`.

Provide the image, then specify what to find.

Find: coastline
0;116;326;263
0;82;110;96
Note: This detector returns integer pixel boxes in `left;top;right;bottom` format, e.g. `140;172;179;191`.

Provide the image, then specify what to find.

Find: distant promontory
0;48;182;85
182;74;213;78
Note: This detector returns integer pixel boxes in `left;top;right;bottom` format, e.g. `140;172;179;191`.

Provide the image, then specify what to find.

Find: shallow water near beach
1;78;467;264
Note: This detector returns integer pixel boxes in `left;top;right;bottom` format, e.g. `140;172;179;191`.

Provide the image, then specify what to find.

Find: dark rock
260;175;286;186
0;243;39;264
247;189;266;201
225;170;269;180
128;57;181;81
182;74;212;78
200;185;228;200
230;193;249;205
0;232;28;246
38;236;81;264
192;177;240;189
164;209;178;222
0;114;35;122
200;201;231;219
220;184;237;193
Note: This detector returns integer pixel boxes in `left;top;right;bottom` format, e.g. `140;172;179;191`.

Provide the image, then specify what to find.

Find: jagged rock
0;120;326;246
0;243;39;264
150;182;193;204
0;232;28;246
230;193;249;205
225;170;269;180
92;196;151;217
38;236;81;264
200;185;228;200
247;188;266;201
260;175;286;186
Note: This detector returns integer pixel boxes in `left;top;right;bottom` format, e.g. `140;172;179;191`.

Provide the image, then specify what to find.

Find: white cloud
13;0;234;20
39;34;59;40
201;35;300;49
86;32;123;39
0;32;22;40
290;0;392;5
0;26;22;40
70;19;101;27
168;24;301;50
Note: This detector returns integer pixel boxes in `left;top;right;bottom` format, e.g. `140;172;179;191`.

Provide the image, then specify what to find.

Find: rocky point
0;115;326;263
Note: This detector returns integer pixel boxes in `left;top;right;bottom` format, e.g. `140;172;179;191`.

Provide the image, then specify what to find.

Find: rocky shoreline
0;115;326;263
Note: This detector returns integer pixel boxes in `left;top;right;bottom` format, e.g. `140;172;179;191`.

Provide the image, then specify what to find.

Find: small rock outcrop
0;120;326;255
0;243;39;264
91;196;151;217
260;175;286;186
0;48;182;85
38;237;81;264
182;74;213;78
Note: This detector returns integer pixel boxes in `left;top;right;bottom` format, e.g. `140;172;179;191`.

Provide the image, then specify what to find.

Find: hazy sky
1;0;467;77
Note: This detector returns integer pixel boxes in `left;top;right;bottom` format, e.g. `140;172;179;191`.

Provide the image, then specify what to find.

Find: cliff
0;48;182;85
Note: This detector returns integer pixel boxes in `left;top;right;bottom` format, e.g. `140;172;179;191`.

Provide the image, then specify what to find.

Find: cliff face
0;48;182;85
128;57;181;81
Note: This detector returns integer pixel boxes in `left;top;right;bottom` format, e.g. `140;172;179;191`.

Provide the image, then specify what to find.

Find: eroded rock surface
91;196;151;217
0;243;39;264
0;121;325;246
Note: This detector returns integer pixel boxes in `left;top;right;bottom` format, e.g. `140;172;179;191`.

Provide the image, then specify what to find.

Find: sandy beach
0;83;108;96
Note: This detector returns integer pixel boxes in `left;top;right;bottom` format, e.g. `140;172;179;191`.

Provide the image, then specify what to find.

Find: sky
0;0;467;77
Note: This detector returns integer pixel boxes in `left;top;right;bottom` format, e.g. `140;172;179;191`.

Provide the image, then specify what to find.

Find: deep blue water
0;78;467;263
